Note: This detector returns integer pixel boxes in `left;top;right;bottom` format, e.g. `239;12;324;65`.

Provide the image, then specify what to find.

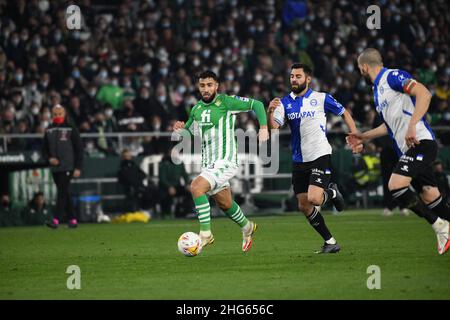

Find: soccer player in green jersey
173;70;269;252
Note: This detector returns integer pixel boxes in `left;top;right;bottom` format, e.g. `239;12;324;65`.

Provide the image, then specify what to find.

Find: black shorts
292;155;332;195
393;140;438;191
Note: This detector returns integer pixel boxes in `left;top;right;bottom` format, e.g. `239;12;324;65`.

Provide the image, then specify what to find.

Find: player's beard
361;71;373;86
291;81;308;94
363;74;373;86
201;92;216;103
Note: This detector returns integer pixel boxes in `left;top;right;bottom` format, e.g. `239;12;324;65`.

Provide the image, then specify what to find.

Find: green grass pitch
0;210;449;299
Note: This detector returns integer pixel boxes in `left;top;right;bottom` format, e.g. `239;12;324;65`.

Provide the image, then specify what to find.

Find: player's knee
420;186;441;204
307;193;322;206
190;181;204;197
218;202;232;211
298;201;312;214
214;195;232;211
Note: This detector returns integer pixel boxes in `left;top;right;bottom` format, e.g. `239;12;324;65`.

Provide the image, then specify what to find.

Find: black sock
391;187;438;224
322;188;336;206
427;196;450;220
307;207;333;241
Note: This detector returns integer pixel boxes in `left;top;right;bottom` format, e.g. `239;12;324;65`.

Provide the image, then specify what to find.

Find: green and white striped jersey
185;94;257;168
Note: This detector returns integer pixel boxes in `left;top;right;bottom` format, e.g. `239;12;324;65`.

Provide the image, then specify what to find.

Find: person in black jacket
117;149;157;213
42;104;83;228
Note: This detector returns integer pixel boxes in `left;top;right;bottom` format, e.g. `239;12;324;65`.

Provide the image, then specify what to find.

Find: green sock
225;201;249;228
194;195;211;231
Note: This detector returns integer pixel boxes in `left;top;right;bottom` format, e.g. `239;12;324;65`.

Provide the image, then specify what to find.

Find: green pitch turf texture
1;210;449;300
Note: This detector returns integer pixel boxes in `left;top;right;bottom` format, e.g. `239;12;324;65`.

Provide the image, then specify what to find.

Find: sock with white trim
307;206;333;242
225;201;249;228
391;187;438;224
194;195;211;232
427;196;450;220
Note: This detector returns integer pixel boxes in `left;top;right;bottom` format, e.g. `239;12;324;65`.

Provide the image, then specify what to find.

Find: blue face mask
99;71;108;79
160;68;168;76
72;70;80;78
15;74;23;82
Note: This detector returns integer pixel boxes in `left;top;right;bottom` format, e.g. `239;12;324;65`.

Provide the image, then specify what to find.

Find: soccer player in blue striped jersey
268;63;359;254
347;48;449;255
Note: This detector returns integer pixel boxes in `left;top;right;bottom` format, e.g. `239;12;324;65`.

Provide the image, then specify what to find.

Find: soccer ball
177;232;202;257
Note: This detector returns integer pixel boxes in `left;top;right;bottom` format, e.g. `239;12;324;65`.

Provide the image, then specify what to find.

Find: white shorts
200;160;239;195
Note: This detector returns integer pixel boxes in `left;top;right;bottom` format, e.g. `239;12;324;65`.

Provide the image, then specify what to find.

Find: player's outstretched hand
268;98;281;113
259;127;269;142
351;144;364;154
173;121;185;132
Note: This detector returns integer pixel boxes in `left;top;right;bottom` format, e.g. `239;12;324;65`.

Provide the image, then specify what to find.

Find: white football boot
432;218;450;255
199;230;215;248
242;220;258;252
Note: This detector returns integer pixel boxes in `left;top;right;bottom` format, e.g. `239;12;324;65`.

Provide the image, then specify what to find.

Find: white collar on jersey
289;88;313;100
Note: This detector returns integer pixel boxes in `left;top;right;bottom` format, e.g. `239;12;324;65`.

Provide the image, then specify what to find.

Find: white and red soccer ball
177;232;202;257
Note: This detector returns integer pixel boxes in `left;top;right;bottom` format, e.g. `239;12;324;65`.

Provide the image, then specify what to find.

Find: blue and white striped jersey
273;88;345;163
373;67;435;156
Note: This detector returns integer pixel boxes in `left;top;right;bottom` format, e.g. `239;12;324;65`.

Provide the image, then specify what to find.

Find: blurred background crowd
0;0;449;157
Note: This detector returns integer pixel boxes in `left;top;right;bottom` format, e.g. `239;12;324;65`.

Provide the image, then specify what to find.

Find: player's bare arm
346;124;388;153
249;97;269;142
259;125;269;142
267;98;282;130
405;80;433;148
341;109;358;134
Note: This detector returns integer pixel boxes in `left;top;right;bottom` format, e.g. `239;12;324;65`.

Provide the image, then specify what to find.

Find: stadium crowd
0;0;449;157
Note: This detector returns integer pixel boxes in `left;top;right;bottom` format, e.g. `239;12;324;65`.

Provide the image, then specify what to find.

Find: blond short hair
358;48;383;67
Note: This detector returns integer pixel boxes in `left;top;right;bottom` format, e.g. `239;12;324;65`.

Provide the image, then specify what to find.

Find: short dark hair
291;63;313;76
197;70;218;82
433;160;443;166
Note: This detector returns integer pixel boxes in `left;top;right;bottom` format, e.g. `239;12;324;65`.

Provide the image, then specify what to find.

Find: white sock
326;237;337;245
241;221;252;233
432;217;444;232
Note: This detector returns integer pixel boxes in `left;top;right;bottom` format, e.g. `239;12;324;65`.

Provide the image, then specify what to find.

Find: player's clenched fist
268;98;281;113
258;127;269;142
173;121;185;131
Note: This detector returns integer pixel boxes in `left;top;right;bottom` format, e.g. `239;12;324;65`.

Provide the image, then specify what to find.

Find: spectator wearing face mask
21;192;49;226
116;99;145;132
67;95;84;127
24;78;43;107
81;84;101;115
143;115;168;156
90;111;114;155
135;86;153;119
10;119;30;151
148;83;172;127
42;104;83;229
